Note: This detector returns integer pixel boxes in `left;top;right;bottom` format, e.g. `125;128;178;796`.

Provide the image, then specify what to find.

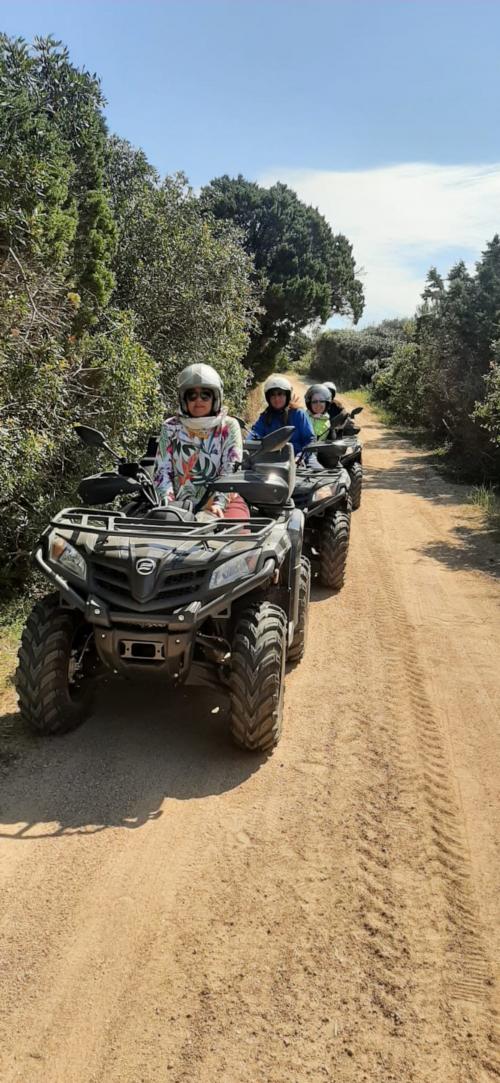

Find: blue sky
3;1;500;323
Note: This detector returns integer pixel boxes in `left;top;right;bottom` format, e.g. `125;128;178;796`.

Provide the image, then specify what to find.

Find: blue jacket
250;408;314;456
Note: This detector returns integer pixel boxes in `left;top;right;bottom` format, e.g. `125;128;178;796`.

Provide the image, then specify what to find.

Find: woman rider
153;363;249;520
305;384;333;441
250;375;314;456
324;381;349;427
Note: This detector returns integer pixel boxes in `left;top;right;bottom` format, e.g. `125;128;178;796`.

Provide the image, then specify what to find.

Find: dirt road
0;402;499;1082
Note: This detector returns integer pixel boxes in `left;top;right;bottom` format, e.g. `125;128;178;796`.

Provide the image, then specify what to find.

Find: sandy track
0;403;499;1082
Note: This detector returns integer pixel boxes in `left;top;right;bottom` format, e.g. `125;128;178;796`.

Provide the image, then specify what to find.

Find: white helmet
324;381;336;399
177;363;223;415
263;374;292;407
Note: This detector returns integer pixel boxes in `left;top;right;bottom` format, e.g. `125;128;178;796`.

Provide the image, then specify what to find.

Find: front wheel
288;556;311;664
16;594;95;735
229;602;287;752
319;506;350;590
349;461;363;510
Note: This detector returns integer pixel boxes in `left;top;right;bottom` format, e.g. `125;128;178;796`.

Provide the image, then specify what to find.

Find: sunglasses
269;389;286;397
186;389;213;402
311;399;326;405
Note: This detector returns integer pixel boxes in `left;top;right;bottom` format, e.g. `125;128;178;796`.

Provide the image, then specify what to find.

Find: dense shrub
370;242;500;480
0;261;162;588
371;342;424;422
474;350;500;447
111;170;255;408
308;320;412;389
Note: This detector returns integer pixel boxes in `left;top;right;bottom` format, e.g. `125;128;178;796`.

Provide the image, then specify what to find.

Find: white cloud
258;163;500;325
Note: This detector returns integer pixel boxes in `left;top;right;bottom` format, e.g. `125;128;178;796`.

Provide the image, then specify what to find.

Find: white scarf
178;410;225;437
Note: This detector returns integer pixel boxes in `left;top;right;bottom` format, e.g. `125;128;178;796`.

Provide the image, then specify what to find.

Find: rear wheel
319;506;350;590
349;461;363;510
230;602;287;752
16;594;95;735
288;556;311;664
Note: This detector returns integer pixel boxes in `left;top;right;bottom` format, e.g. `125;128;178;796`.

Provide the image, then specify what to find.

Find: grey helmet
324;381;337;400
177;363;223;415
305;383;331;411
263;374;292;408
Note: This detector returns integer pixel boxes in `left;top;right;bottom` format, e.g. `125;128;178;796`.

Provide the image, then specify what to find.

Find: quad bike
15;425;310;754
217;419;352;592
292;441;352;591
328;406;364;510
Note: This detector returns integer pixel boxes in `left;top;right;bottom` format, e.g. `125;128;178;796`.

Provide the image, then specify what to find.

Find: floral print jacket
153;413;243;510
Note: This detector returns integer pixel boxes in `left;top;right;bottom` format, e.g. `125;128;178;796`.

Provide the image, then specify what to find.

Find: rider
153;363;249;520
250;375;314;457
324;381;350;428
305;384;332;442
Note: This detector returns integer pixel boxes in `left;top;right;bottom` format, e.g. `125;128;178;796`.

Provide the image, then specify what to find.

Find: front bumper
34;545;276;680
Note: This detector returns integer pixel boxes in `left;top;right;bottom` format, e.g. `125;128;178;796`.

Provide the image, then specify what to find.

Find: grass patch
469;485;500;538
0;594;33;698
342;387;395;426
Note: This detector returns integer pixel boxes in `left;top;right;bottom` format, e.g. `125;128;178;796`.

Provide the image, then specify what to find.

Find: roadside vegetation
302;246;500;494
0;34;364;604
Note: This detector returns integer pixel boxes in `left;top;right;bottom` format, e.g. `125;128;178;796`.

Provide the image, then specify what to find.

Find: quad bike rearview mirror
350;406;363;417
75;424;123;462
260;426;295;454
75;424;106;448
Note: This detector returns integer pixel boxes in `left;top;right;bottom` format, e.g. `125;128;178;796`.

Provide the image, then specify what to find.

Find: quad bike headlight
48;531;87;582
209;550;260;590
312;484;335;503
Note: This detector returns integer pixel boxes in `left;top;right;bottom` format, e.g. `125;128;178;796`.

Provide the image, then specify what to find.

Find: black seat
146;506;195;523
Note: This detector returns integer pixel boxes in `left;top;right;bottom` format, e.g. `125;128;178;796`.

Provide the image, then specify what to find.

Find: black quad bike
292;442;352;591
329;406;364;510
15;425;310;754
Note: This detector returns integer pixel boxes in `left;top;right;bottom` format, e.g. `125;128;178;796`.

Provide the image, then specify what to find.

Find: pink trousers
222;494;250;520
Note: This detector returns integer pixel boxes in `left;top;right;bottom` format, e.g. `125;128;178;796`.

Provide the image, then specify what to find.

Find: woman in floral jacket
153;363;249;520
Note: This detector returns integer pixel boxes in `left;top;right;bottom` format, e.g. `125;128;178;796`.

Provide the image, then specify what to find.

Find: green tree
200;175;364;377
370;246;500;478
112;173;257;409
474;347;500;447
0;35;115;322
474;235;500;367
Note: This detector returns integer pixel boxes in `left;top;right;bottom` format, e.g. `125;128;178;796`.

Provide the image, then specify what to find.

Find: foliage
473;348;500;446
0;35;115;322
0;255;162;589
308;319;412;389
200;175;364;377
369;240;500;480
111;170;256;410
370;342;424;422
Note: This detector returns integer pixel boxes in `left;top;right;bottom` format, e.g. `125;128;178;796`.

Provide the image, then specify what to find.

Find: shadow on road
363;452;461;507
0;678;264;839
415;527;500;580
362;430;499;579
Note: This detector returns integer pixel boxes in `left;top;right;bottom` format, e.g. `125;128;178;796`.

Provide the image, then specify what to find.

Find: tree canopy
201;175;364;377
